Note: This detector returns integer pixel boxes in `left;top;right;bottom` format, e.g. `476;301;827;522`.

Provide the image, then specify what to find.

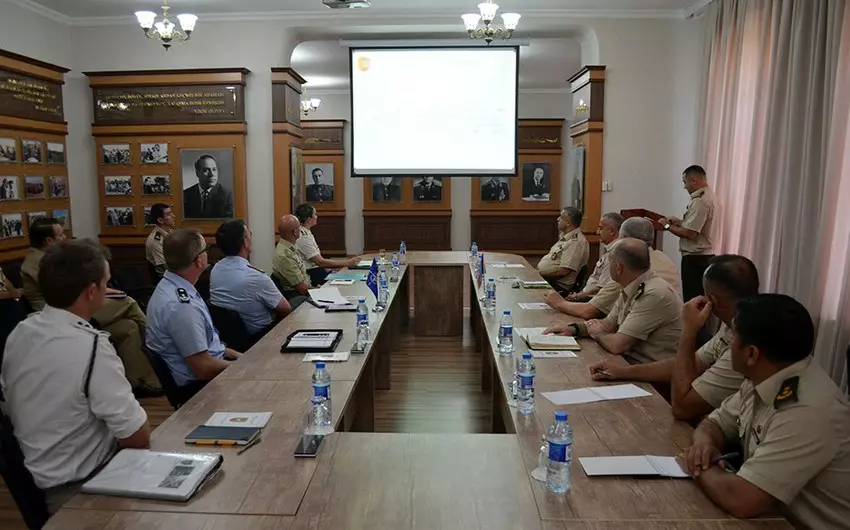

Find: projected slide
351;47;518;176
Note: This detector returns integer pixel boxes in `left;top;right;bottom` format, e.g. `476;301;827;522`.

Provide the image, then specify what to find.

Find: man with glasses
146;228;242;402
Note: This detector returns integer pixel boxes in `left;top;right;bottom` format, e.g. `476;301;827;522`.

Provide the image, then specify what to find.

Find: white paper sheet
204;412;272;429
579;456;688;478
502;264;525;269
541;384;651;405
530;350;578;359
518;302;551;311
303;351;351;362
308;287;350;306
328;279;356;286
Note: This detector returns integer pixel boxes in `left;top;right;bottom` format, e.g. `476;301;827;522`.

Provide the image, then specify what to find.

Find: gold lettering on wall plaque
0;69;64;123
92;84;245;125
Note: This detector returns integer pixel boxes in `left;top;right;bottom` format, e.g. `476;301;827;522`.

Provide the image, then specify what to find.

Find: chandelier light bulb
500;12;521;30
177;13;198;32
478;1;499;22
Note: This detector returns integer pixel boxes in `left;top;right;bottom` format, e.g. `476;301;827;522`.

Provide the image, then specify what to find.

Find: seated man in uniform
21;218;162;397
210;219;291;338
146;228;242;402
2;240;150;514
678;294;850;527
0;263;21;300
294;204;359;286
273;214;312;300
564;212;623;302
537;207;589;292
145;203;175;280
589;254;758;421
544;238;683;363
544;216;682;319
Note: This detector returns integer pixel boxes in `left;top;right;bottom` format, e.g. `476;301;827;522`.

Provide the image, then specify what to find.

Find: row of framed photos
0;175;68;201
0;209;71;240
0;137;66;165
104;174;171;197
104;205;166;228
101;142;169;166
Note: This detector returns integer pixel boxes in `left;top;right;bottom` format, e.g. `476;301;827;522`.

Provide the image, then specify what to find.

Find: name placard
0;69;64;123
92;84;246;125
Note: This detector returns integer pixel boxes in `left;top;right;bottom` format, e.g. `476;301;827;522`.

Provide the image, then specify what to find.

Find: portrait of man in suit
305;164;335;203
372;177;401;202
413;176;442;202
522;163;552;202
480;176;510;202
181;149;235;219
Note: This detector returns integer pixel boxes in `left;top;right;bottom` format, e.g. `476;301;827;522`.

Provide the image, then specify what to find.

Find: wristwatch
568;323;581;336
663;222;671;230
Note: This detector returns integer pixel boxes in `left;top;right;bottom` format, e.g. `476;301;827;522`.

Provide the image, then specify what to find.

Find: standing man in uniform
545;238;683;363
273;214;312;300
146;228;242;403
210;220;291;339
659;165;716;302
2;240;150;514
537;207;590;293
294;204;360;286
145;203;175;279
678;294;850;527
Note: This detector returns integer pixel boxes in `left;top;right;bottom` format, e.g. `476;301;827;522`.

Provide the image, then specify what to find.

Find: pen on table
317;300;337;304
596;371;613;378
237;436;262;455
710;452;739;465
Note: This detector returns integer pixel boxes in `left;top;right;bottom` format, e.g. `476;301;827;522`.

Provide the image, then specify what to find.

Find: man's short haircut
704;254;760;298
194;154;216;173
294;204;316;224
619;217;655;245
311;168;322;178
39;239;108;309
29;218;61;249
683;165;707;179
734;294;814;365
601;212;625;231
610;239;651;272
215;220;246;257
562;207;583;227
150;203;170;225
164;228;205;271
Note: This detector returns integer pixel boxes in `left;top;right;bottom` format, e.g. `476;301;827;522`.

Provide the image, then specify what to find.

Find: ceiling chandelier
462;1;521;46
135;1;198;51
301;89;321;116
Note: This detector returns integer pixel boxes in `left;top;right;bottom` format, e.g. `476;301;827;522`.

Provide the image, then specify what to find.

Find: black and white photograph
480;176;511;202
305;163;334;203
24;176;45;199
144;206;154;226
22;140;42;164
49;176;67;198
570;146;585;211
0;176;20;201
27;211;47;227
141;142;169;164
102;143;131;165
371;177;402;203
0;138;16;162
143;174;171;195
104;175;133;196
52;209;71;231
1;213;23;239
106;206;134;227
413;176;443;202
47;142;65;164
181;148;235;219
521;162;552;202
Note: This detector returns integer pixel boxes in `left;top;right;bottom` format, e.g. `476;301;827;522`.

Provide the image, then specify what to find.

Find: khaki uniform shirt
708;357;850;528
584;243;611;292
603;270;683;363
273;239;311;292
680;186;716;255
295;227;321;271
691;324;743;408
20;247;45;311
537;228;590;291
145;226;170;273
589;250;684;315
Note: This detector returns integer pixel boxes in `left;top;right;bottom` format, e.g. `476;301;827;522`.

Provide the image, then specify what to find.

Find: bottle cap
316;362;326;369
472;241;477;245
359;297;366;303
488;278;494;282
503;310;511;315
555;411;568;421
522;352;532;359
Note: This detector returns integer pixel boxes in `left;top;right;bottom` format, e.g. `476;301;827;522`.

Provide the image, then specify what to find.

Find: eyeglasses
194;244;214;262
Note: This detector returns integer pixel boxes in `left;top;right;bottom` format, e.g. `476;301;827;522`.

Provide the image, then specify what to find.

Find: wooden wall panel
470;213;559;254
310;212;346;256
363;214;451;252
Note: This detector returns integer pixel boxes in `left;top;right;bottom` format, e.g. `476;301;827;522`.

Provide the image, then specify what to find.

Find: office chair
209;304;254;353
141;344;184;410
0;412;49;529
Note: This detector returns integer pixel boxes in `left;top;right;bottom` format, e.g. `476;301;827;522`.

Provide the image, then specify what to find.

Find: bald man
272;215;312;299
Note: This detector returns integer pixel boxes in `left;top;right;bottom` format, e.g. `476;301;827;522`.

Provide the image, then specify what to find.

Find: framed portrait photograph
24;176;45;199
480;176;511;202
49;176;67;198
521;162;552;202
142;174;171;195
141;142;169;164
371;177;402;203
290;147;303;213
0;176;20;201
105;206;134;227
181;148;235;220
27;211;47;228
1;213;24;239
102;143;131;165
570;146;586;211
412;176;443;202
304;163;334;203
47;142;65;164
52;209;71;231
0;138;17;163
22;140;42;164
104;175;133;196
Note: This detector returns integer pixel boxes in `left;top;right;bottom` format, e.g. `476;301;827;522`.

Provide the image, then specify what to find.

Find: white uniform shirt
0;306;147;489
295;227;321;271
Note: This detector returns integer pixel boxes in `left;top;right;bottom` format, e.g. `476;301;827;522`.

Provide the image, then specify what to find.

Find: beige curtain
699;0;849;388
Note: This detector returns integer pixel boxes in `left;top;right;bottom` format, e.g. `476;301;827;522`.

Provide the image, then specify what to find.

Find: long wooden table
49;252;789;529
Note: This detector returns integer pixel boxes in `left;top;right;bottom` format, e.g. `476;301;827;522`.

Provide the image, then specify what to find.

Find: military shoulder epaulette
635;282;646;300
176;288;190;303
773;376;799;408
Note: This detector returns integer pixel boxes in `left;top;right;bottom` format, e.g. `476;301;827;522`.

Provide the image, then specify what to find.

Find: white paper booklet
517;302;551;311
328;279;356;286
308;287;350;306
204;412;272;429
516;327;580;350
288;331;338;349
81;449;223;501
542;384;652;405
303;351;351;362
579;456;688;478
530;350;578;359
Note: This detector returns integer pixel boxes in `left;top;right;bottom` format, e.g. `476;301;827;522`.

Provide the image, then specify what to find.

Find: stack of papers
518;302;551;311
579;456;688;478
542;384;651;405
288;331;339;349
303;351;351;363
308;287;351;306
521;280;551;289
326;271;368;281
516;327;580;350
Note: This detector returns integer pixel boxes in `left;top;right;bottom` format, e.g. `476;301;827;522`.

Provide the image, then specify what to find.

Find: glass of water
379;249;387;264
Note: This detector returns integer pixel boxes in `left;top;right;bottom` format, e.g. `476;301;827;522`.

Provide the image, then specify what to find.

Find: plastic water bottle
399;241;407;265
516;352;536;414
547;411;573;494
470;241;479;266
485;278;497;313
376;267;389;311
498;310;514;356
379;249;387;265
309;395;331;433
355;297;370;351
311;363;332;428
390;252;400;282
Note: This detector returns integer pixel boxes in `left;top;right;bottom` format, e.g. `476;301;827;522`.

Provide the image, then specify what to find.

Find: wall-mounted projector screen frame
349;46;519;178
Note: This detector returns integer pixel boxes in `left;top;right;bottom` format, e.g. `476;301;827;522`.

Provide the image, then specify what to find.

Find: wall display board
300;120;346;255
0;49;71;272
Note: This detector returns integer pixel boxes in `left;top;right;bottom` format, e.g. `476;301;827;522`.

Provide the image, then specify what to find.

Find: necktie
201;190;209;213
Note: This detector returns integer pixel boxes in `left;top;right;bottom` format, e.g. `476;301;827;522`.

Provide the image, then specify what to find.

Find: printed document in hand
303;351;351;363
204;412;272;429
579;455;689;478
542;384;651;405
517;302;551;311
308;287;350;306
516;327;580;350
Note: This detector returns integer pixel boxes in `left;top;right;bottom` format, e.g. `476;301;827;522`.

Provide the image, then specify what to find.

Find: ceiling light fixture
135;0;198;51
461;1;520;46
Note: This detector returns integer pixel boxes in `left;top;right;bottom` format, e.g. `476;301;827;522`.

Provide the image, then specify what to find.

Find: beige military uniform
584;243;611;292
708;356;850;528
680;186;715;255
691;324;743;408
537;228;590;291
588;250;684;315
603;270;683;363
145;226;170;275
21;247;45;310
273;239;312;293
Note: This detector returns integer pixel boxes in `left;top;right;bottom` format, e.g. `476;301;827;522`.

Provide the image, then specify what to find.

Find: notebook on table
516;327;581;351
185;425;262;446
348;260;374;270
281;329;344;353
579;456;689;478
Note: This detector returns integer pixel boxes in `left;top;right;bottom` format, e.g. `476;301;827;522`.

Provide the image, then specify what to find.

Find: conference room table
48;252;790;529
